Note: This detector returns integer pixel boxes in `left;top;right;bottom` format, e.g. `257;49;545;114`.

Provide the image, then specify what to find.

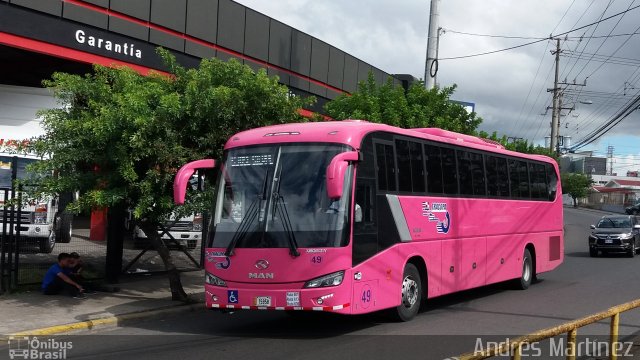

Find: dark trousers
43;276;81;297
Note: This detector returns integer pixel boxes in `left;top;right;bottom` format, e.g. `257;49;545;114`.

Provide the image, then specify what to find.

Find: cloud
236;0;640;146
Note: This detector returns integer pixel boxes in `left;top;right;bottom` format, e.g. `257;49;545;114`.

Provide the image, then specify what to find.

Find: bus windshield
210;143;352;249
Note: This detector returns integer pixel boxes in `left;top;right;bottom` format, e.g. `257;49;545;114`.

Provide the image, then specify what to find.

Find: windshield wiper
271;166;300;257
225;169;270;256
273;193;300;257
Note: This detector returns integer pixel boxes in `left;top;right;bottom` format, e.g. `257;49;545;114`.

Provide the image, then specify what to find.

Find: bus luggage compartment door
352;280;378;313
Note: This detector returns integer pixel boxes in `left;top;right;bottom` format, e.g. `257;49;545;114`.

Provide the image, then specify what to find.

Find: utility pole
550;38;561;154
607;145;615;175
424;0;440;89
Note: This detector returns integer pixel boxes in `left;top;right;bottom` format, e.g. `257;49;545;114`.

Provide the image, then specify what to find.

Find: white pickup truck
0;153;72;253
127;213;203;250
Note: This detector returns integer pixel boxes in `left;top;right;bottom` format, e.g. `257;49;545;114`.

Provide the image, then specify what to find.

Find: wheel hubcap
523;257;531;282
401;276;418;308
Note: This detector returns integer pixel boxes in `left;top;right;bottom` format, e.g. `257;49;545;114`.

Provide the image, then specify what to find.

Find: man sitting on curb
42;253;86;299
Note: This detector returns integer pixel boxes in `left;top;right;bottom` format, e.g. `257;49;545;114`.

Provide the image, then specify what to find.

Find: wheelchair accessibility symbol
228;290;238;303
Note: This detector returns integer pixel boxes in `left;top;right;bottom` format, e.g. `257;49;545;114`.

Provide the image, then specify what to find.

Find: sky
235;0;640;174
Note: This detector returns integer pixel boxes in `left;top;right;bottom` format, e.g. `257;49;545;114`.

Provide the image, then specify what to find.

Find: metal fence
121;216;206;275
1;154;205;293
455;298;640;360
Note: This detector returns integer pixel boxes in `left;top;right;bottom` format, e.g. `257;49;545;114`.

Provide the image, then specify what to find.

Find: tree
324;73;482;133
325;74;555;159
477;131;557;159
31;49;309;301
561;172;593;207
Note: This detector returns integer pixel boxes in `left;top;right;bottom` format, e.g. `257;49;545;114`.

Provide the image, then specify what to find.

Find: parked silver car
589;215;640;257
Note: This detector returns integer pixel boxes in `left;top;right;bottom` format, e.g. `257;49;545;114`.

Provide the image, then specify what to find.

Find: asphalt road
9;207;640;360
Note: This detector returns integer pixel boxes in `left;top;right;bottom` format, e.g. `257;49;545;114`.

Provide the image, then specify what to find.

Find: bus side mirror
174;159;216;205
326;151;359;199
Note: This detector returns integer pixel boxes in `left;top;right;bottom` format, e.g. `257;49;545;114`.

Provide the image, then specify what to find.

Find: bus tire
516;248;533;290
390;263;422;322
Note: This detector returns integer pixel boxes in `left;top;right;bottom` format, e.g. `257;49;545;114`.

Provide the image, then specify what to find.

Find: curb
564;206;621;215
5;300;204;338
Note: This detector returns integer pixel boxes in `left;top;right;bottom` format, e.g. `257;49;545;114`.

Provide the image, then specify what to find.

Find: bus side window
457;150;473;195
441;147;458;195
496;157;509;197
395;140;412;192
508;159;520;198
355;180;375;225
375;142;397;192
486;155;497;196
410;141;425;193
517;161;530;199
530;163;547;200
546;164;558;201
471;152;485;196
425;144;443;194
395;139;425;193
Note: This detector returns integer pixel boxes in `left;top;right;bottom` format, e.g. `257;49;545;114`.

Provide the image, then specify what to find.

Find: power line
567;66;640;141
509;0;577;137
443;30;640;41
439;2;640;60
443;30;545;40
570;0;635;81
560;0;614;84
587;21;640;77
527;1;597;141
570;89;640;149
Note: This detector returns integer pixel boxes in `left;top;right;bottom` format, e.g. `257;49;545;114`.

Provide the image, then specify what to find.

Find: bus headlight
304;271;345;288
205;272;227;287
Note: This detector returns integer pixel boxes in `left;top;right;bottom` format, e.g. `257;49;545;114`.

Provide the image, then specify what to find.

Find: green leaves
561;172;593;201
324;73;482;133
33;48;306;222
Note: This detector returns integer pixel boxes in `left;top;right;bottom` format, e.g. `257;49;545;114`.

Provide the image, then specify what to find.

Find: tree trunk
572;196;577;208
139;221;190;302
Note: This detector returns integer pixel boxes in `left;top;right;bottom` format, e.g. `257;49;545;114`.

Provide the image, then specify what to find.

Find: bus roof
224;120;556;164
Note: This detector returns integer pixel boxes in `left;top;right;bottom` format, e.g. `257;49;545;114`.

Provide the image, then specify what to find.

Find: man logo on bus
421;201;451;234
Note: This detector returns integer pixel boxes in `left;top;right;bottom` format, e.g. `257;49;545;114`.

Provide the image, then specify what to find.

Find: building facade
0;0;406;140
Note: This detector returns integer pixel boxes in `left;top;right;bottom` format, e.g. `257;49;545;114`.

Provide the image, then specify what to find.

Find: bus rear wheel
516;248;533;290
390;263;421;322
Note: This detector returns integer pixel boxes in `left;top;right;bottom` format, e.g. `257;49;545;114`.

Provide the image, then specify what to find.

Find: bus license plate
254;296;271;306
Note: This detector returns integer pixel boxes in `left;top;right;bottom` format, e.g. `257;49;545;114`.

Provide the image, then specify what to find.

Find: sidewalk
0;270;204;335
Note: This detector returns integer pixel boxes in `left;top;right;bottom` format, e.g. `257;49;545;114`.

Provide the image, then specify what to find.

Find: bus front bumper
204;283;352;313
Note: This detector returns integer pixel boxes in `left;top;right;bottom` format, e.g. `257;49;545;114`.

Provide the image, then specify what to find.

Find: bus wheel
391;263;421;321
516;249;533;290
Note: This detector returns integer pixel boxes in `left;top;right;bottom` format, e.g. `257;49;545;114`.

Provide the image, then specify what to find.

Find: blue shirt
41;263;71;290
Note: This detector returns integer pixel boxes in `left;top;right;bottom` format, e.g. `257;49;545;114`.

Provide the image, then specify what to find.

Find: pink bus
174;120;563;321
